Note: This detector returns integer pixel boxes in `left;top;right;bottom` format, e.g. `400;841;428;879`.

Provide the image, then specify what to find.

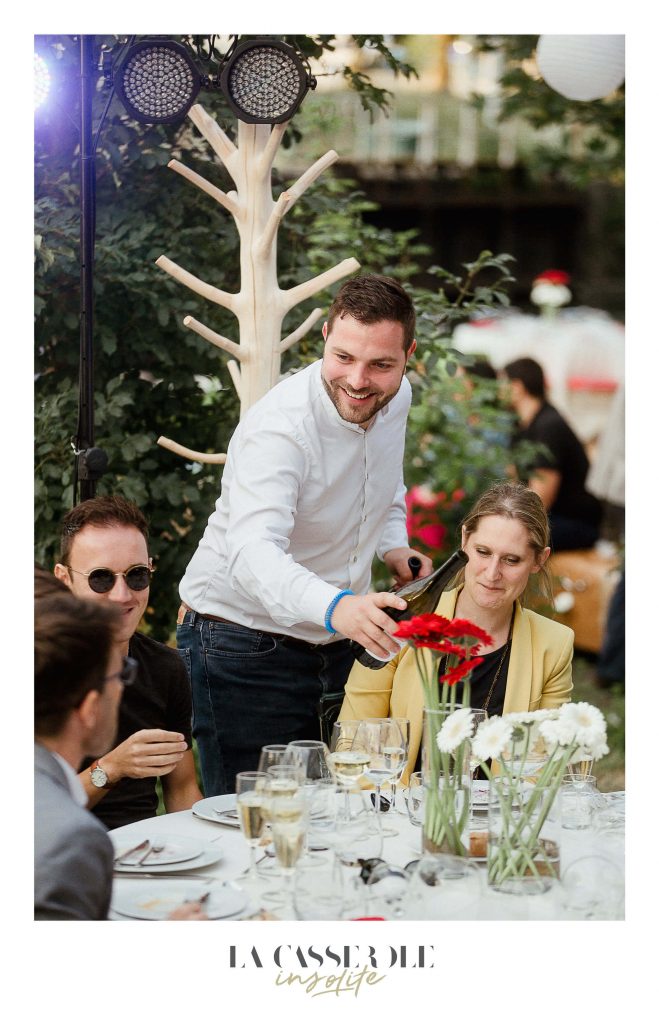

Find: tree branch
284;150;339;211
279;308;324;353
258;122;288;178
256;192;289;259
187;103;238;171
282;258;360;312
156;255;237;313
183;315;242;359
168;159;240;219
157;436;227;464
227;359;243;402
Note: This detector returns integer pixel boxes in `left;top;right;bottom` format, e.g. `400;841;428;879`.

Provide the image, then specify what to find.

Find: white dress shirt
180;359;411;643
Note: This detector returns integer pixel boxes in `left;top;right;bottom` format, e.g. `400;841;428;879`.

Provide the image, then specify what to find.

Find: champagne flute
235;770;268;886
328;720;371;822
270;793;308;910
257;764;304;905
283;740;332;861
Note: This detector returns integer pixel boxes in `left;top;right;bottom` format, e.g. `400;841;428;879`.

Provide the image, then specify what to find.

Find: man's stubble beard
321;374;400;426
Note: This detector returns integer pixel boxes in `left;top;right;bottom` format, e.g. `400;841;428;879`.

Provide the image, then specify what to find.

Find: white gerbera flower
472;716;514;762
436;707;473;754
559;702;608;748
539;717;575;748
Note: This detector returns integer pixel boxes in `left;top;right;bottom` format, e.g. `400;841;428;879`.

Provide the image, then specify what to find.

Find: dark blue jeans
176;610;355;796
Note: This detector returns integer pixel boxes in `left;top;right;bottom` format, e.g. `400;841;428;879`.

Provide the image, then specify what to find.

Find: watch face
90;765;109;788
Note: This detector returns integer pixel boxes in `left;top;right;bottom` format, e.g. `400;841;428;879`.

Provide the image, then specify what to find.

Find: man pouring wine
177;274;432;795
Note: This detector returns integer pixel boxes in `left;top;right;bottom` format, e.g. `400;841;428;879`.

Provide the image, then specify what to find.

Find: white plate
111;879;247;920
113;845;224;875
192;794;239;827
112;835;203;867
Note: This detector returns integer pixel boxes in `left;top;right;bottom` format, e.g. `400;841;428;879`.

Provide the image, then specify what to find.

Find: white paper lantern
536;35;625;101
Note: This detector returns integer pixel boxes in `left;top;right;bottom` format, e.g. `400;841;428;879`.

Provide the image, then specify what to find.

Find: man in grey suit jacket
34;571;208;921
34;579;126;919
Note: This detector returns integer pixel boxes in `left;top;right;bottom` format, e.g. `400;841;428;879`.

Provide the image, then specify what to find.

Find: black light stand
72;34;108;504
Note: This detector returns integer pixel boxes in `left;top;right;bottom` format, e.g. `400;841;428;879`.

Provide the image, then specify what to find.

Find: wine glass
355;718;408;837
467;708;488;823
404;770;425;853
269;793;308;910
386;717;410;813
283;740;332;862
328;720;371;822
257;744;289;773
235;770;268;886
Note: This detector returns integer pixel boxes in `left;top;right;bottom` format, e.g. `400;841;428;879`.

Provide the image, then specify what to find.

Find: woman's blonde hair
456;481;553;604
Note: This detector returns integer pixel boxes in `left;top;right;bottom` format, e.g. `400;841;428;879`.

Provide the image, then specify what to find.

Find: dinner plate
192;794;239;827
111;879;248;920
113;845;224;875
112;835;203;867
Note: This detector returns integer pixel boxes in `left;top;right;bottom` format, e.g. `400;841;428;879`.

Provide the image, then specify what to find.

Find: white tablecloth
107;791;624;921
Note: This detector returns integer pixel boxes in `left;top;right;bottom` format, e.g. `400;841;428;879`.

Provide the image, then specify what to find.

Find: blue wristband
324;589;354;635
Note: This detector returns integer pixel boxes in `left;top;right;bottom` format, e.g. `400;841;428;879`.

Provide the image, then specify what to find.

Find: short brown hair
35;586;121;736
503;358;546;400
59;495;149;564
326;274;416;352
458;481;553;603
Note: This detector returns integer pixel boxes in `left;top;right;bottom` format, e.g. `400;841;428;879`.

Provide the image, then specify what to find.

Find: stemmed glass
355;718;409;837
269;793;308;910
257;744;289;773
328;720;371;823
283;740;332;861
235;770;268;886
387;718;410;814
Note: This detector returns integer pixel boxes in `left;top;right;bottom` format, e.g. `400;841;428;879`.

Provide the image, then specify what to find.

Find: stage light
220;38;316;124
34;52;50;109
114;39;201;124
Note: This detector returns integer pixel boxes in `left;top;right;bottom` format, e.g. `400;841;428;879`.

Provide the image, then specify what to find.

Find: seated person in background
54;496;202;828
502;357;602;551
34;573;206;920
339;482;574;782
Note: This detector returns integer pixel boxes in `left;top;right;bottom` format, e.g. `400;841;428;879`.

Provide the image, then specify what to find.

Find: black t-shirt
513;402;602;526
82;632;193;830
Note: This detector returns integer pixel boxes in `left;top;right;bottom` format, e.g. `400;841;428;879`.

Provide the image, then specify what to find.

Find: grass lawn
571;654;625;792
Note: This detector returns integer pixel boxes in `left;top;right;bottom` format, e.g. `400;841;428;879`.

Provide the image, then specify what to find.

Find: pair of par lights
113;36;317;126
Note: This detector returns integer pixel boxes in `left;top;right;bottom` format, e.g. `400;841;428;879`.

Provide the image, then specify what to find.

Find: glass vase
421;707;470;857
487;775;562;894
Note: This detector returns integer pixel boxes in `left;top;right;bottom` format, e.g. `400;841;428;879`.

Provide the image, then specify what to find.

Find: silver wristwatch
90;760;113;789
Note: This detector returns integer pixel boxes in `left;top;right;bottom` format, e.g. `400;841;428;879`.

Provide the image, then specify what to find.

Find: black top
413;644;512;774
513;402;602;526
81;632;193;830
453;643;511;718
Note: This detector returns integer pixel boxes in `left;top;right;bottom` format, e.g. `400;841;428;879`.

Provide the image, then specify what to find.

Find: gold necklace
441;615;514;711
481;618;513;712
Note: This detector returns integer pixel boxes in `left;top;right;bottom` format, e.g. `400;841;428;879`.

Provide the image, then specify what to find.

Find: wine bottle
349;548;469;670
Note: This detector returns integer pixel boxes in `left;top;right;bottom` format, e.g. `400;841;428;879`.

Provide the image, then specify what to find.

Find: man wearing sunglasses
35;573;207;920
54;496;202;827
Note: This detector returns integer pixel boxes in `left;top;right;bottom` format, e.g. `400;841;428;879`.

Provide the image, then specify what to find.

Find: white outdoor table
107;791;624;921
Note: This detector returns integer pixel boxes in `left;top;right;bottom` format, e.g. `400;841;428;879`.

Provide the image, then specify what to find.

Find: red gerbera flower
440;656;484;686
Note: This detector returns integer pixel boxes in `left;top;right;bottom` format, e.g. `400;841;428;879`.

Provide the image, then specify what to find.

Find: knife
114;839;150;865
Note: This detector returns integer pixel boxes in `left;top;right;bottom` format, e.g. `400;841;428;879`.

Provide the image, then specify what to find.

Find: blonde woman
339;482;574;782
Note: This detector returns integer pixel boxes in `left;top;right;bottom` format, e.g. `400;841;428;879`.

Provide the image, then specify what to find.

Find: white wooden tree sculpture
155;104;361;464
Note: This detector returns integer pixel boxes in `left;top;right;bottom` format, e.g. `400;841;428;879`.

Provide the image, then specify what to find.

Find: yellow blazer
339;588;574;784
